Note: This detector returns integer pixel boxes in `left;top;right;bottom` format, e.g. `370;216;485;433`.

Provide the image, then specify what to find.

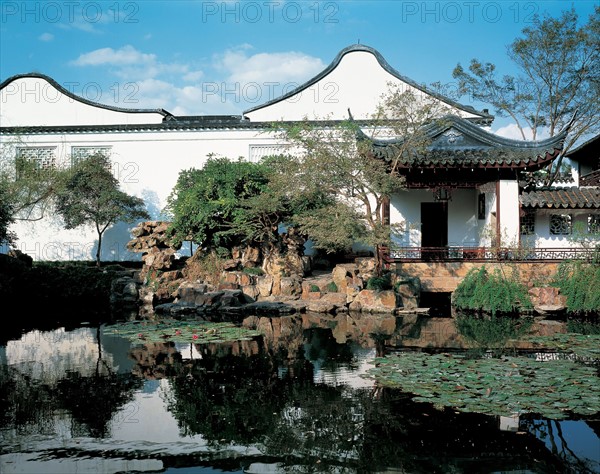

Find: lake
1;311;598;473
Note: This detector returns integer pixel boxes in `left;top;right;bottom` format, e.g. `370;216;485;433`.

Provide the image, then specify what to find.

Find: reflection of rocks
129;342;181;379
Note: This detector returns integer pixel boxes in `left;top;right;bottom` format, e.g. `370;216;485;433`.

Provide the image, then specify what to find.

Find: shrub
553;261;600;314
242;266;264;276
452;266;532;316
366;273;392;291
326;281;338;292
309;284;320;292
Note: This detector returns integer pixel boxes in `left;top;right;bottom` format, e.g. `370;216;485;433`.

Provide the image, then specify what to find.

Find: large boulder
349;289;400;313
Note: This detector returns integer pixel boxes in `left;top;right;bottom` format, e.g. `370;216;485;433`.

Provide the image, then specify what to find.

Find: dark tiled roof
581;170;600;187
520;188;600;209
368;115;568;170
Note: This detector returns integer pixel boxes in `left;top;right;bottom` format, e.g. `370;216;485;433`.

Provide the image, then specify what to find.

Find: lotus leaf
102;318;262;345
364;352;600;420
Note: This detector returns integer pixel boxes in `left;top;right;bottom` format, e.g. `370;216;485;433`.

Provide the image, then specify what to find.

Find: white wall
498;180;520;246
3;127;285;261
0;77;164;127
390;188;482;248
245;50;481;122
530;212;597;249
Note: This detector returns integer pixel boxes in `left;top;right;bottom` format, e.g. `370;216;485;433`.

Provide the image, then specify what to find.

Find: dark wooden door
421;202;448;260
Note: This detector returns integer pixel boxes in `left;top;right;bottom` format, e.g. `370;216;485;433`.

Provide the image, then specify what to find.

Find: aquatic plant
365;351;600;420
452;266;532;316
102;318;262;345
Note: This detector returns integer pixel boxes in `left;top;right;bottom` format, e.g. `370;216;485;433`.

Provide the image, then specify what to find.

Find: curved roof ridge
369;114;569;150
0;72;171;117
243;44;493;121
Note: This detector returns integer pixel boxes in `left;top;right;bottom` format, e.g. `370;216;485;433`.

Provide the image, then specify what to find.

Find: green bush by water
452;266;532;316
553;261;600;314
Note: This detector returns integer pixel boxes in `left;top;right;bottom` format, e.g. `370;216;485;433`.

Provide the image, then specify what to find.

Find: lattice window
16;147;56;177
71;146;111;166
520;209;535;235
249;144;290;162
588;214;600;234
550;214;572;235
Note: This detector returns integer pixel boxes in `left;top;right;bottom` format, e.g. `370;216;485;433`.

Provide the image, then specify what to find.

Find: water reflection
0;312;598;474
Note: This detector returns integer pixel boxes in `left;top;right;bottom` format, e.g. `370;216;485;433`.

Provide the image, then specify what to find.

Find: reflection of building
1;45;598;261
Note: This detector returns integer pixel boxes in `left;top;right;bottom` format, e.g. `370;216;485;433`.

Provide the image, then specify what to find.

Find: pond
0;311;598;474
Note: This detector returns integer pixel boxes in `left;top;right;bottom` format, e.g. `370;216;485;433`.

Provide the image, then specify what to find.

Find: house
1;44;598;262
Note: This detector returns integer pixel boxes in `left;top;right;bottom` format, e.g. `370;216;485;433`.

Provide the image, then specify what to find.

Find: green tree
452;7;600;185
164;156;270;254
0;134;68;244
55;154;149;266
275;86;446;274
0;182;15;247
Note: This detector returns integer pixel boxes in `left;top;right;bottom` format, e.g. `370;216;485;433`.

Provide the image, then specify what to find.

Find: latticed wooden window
588;214;600;234
17;147;55;168
550;214;572;235
16;147;56;177
71;147;111;166
520;209;535;235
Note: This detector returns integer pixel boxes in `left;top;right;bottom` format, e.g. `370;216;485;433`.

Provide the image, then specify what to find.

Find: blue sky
1;1;598;134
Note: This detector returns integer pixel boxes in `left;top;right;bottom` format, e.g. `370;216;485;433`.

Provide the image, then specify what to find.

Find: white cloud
183;70;204;82
493;123;550;141
71;45;156;67
214;46;325;86
38;33;54;42
69;44;326;115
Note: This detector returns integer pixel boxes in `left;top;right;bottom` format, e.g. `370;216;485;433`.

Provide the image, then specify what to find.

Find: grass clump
309;284;320;292
366;273;392;291
452;266;532;316
326;281;338;292
242;266;264;276
552;261;600;314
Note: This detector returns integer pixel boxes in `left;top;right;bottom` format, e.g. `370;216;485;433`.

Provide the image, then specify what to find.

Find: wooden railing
387;246;599;263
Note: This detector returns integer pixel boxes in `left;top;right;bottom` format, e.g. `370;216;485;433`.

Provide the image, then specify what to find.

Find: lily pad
102;318;262;345
364;352;600;420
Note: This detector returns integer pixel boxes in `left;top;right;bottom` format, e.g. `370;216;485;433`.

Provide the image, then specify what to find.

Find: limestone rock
349;289;400;313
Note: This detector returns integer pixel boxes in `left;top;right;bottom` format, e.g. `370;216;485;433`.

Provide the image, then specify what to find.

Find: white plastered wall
1;127;285;260
498;180;520;246
245;50;481;122
389;188;482;248
0;77;164;127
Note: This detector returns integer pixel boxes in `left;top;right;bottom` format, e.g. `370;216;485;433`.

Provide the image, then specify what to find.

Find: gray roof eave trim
370;114;569;152
0;117;416;134
242;44;494;121
0;73;171;117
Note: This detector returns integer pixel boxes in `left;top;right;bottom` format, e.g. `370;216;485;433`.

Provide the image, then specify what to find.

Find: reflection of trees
54;327;142;438
522;419;600;474
164;343;314;444
0;365;57;436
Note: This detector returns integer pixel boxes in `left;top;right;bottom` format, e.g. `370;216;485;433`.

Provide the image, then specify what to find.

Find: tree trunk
96;231;102;267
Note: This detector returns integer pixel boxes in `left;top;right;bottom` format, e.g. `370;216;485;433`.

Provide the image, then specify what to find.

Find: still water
0;312;598;474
